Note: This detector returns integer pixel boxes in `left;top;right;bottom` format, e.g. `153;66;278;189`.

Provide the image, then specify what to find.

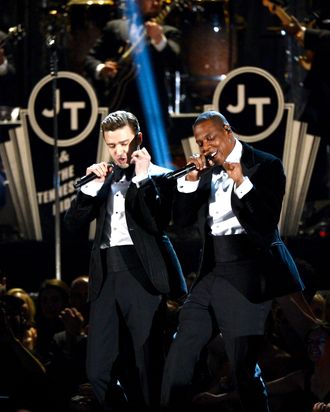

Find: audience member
310;292;327;321
0;293;47;412
52;275;89;361
323;292;330;323
313;402;330;411
6;287;37;352
34;278;70;363
0;28;17;108
47;276;90;412
68;275;89;323
266;323;330;411
53;275;90;354
192;322;330;412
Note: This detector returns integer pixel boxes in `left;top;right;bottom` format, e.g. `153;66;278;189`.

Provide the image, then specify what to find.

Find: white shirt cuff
151;35;167;51
234;177;253;199
95;63;105;80
81;180;104;197
177;176;199;193
0;58;9;76
132;173;149;188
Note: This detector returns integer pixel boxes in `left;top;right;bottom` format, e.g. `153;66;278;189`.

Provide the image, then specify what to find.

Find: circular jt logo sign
27;71;99;147
212;66;285;142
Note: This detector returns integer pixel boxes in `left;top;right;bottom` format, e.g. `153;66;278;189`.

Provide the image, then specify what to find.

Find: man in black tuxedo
0;29;18;215
0;29;17;108
161;111;305;412
289;3;330;143
84;0;182;148
284;3;330;201
64;110;187;411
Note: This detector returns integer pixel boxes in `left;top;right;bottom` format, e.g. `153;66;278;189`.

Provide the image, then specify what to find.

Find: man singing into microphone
161;110;306;412
64;110;187;411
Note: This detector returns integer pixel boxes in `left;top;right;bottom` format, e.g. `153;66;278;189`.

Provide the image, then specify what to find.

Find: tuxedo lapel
241;143;260;178
97;174;113;200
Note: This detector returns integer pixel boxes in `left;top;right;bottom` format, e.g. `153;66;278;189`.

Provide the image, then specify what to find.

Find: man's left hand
130;147;151;177
145;21;164;45
223;162;244;187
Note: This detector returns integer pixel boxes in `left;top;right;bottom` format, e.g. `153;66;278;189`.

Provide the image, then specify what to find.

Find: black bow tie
112;164;135;182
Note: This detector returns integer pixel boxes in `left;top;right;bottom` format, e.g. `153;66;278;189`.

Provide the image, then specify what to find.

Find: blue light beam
125;1;173;169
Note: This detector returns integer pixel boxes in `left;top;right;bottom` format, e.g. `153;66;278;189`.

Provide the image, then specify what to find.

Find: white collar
226;138;242;163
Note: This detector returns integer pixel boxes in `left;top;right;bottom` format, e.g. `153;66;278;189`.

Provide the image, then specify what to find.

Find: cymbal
67;0;115;6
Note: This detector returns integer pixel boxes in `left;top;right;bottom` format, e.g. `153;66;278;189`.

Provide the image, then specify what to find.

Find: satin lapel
231;143;259;212
240;143;260;179
200;167;214;188
124;180;139;218
97;174;113;200
93;176;113;243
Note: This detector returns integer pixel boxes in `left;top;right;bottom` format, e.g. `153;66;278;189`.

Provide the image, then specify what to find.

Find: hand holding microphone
165;152;217;181
75;151;218;188
74;162;114;189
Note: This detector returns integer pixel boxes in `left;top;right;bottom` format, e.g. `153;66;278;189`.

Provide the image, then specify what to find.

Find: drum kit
180;0;237;108
44;0;237;111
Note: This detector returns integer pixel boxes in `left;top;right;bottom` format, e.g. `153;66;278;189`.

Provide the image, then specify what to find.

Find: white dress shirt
80;163;168;246
177;139;253;236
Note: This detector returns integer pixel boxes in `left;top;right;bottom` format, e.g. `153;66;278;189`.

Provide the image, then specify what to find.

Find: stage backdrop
0;71;109;243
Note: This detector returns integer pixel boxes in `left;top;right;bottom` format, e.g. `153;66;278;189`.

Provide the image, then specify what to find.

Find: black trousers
87;246;164;410
161;235;272;412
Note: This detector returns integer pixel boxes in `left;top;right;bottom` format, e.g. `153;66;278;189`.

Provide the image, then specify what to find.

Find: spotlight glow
124;1;172;168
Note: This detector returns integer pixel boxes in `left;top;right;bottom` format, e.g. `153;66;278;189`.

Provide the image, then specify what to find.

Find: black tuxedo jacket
65;164;187;302
173;142;304;303
301;28;330;138
0;30;18;107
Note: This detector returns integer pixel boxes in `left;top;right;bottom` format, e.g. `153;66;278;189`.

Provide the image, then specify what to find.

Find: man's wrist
132;173;149;188
151;34;167;51
95;63;105;80
295;26;306;44
0;57;9;75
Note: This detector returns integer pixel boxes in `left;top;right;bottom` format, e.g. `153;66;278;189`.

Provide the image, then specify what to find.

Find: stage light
123;1;172;168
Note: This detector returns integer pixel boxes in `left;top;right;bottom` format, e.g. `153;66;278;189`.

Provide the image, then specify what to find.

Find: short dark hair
101;110;140;135
305;322;330;343
193;111;230;129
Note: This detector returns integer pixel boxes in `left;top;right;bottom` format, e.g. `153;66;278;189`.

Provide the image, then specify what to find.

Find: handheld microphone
165;152;217;180
73;162;114;189
165;163;196;180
